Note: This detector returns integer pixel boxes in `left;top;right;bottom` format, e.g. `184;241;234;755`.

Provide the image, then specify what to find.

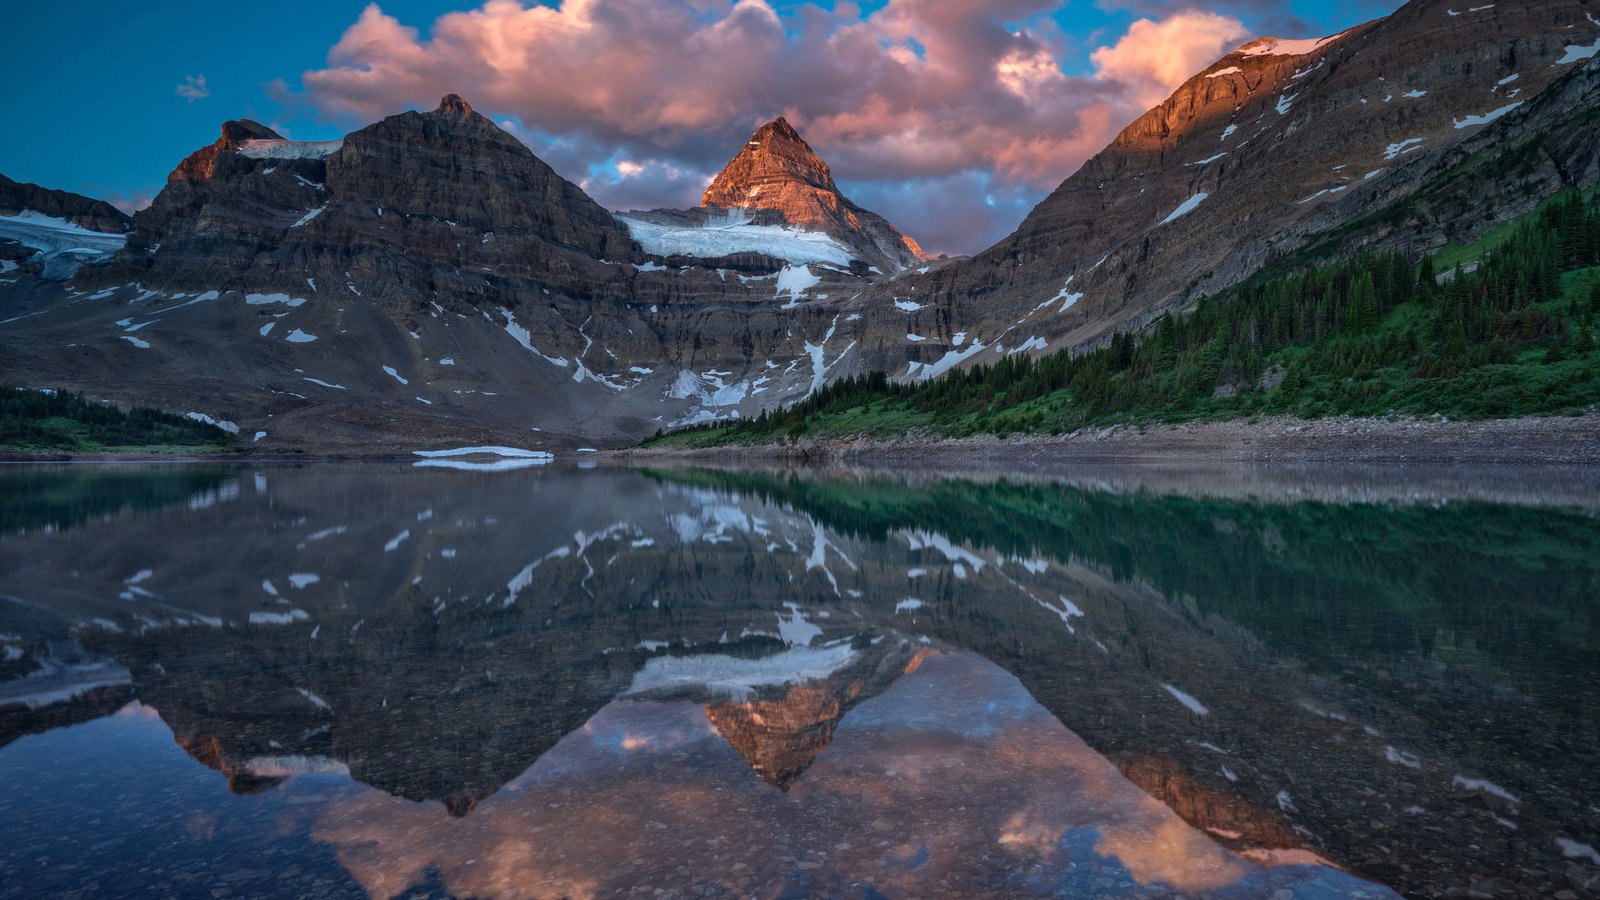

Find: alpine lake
1;460;1597;899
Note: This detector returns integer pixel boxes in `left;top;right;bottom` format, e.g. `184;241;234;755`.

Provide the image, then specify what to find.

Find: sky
1;0;1399;256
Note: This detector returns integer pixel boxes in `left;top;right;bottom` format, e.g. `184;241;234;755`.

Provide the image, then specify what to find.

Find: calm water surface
0;462;1596;899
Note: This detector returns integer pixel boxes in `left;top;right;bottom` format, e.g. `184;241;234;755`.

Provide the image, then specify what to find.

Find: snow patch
1162;683;1209;716
1556;39;1600;65
245;293;307;307
238;139;344;160
1453;101;1523;129
1383;138;1425;161
250;609;311;626
624;643;858;701
184;412;240;434
1235;31;1348;58
618;209;856;268
1160;193;1209;226
414;446;555;460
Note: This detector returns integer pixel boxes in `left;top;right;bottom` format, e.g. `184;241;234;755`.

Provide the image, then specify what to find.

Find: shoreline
618;413;1600;466
3;413;1597;467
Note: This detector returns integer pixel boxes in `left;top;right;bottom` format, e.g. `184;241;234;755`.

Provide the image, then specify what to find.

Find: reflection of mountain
0;464;1594;897
702;643;921;790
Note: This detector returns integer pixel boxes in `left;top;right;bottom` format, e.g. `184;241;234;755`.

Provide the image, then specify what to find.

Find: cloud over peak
282;0;1262;255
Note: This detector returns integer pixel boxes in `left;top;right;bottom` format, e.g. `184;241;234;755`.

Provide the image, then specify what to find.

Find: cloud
1090;11;1252;108
175;74;210;103
1095;0;1311;38
280;1;1255;256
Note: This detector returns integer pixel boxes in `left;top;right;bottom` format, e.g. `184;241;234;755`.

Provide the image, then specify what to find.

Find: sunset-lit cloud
1091;11;1252;108
272;0;1279;255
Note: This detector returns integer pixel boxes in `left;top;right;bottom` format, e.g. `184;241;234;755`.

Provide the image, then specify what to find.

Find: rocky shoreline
622;413;1600;466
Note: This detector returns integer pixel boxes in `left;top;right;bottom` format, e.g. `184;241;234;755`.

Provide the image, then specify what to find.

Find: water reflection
0;462;1596;898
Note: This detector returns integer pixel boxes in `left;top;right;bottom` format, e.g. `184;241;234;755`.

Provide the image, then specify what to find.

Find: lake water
1;462;1596;899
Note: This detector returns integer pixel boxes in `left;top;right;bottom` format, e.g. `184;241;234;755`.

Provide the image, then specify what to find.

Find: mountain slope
850;0;1600;380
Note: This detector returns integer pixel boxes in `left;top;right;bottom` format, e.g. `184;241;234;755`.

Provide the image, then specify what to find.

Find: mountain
2;0;1598;450
850;0;1600;375
617;117;927;275
700;117;927;271
0;96;881;450
0;174;129;234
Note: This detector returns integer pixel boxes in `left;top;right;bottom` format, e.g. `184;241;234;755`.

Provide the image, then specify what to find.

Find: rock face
0;174;130;234
701;117;927;272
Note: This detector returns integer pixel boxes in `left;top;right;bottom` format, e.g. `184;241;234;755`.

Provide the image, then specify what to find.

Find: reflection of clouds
1096;815;1247;892
115;701;162;721
307;653;1390;898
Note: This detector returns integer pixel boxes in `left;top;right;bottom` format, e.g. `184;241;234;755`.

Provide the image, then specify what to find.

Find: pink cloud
283;1;1254;256
1090;11;1252;108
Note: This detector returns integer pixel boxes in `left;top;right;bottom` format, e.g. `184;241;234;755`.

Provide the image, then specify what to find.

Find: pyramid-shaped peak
220;120;284;147
435;93;475;117
704;116;837;208
758;116;803;140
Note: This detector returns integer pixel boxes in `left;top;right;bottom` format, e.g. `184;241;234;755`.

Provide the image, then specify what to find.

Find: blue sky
1;0;1398;252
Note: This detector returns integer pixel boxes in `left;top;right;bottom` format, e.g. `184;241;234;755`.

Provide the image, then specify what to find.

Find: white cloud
176;73;210;103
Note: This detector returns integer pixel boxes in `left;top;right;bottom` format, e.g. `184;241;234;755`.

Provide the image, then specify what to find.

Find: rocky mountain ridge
0;174;130;234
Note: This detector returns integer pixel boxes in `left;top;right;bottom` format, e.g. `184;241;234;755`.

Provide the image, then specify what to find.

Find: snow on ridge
618;209;856;268
1206;66;1242;79
238;139;345;160
1234;30;1349;59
